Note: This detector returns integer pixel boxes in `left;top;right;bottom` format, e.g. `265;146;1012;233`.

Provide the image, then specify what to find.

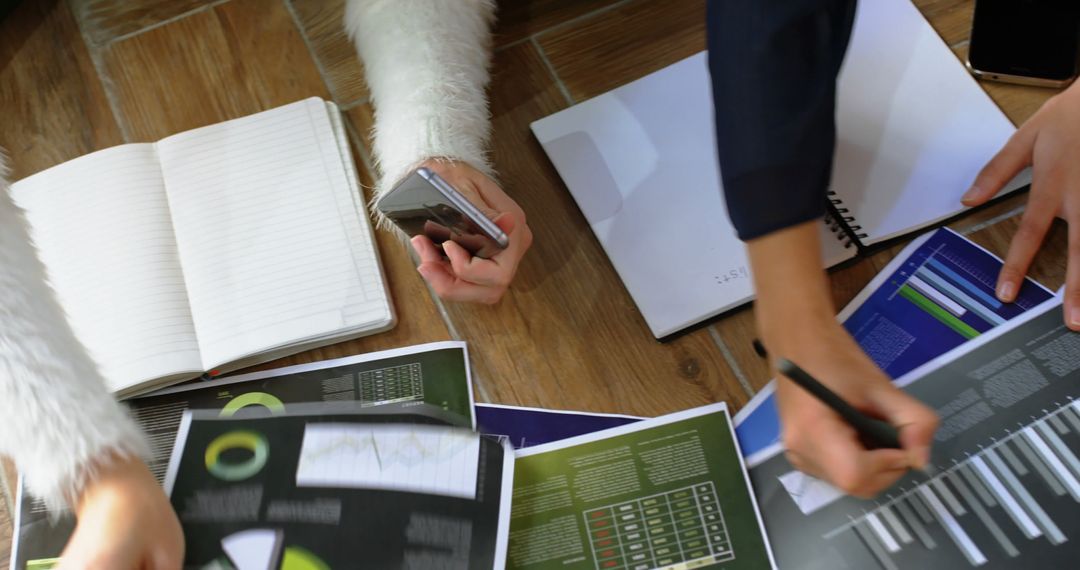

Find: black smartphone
967;0;1080;87
376;167;509;259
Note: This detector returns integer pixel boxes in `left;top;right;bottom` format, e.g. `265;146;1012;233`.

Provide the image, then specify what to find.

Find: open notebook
531;0;1027;338
12;98;394;397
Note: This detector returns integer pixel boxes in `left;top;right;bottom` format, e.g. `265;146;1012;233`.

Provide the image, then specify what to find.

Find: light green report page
507;403;774;570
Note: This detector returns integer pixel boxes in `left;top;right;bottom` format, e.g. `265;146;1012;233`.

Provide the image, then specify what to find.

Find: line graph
295;424;480;499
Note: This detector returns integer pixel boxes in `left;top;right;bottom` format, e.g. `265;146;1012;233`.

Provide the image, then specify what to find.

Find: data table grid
583;482;735;570
357;363;424;407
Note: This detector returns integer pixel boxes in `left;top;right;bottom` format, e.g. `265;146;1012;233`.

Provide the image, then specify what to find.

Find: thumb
867;385;939;470
962;127;1035;206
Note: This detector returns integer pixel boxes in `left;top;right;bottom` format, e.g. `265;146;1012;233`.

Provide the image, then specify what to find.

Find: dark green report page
507;403;774;570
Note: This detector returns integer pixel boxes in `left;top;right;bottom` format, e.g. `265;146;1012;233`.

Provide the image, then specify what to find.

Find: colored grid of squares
358;363;424;406
583;482;735;570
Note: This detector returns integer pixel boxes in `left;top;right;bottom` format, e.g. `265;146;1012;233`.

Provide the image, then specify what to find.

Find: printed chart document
749;297;1080;569
165;405;513;569
734;229;1055;462
476;404;642;450
506;404;774;570
11;342;474;570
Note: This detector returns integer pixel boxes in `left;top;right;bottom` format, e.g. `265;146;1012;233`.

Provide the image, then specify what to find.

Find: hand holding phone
377;166;509;258
377;160;532;304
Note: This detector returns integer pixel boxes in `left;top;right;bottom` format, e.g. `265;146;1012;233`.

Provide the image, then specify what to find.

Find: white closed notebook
531;0;1024;338
828;0;1025;245
13;98;394;396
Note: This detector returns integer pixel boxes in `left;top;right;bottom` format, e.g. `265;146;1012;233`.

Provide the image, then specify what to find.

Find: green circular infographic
219;391;286;417
204;430;269;481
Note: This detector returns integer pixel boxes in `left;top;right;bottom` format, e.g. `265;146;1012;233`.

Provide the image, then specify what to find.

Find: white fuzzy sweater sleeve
345;0;496;193
0;154;148;511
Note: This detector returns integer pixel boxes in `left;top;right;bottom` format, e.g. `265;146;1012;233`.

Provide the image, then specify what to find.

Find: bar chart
888;243;1024;340
823;399;1080;569
749;302;1080;569
733;229;1054;463
845;229;1052;380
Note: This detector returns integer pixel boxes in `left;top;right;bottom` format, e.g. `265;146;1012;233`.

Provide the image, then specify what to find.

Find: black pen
776;358;901;449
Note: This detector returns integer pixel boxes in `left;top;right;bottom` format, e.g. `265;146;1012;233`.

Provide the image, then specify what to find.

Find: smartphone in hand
376;167;509;259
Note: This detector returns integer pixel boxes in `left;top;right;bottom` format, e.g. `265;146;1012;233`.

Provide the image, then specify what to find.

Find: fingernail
997;281;1016;302
1069;305;1080;329
961;186;980;203
915;446;931;469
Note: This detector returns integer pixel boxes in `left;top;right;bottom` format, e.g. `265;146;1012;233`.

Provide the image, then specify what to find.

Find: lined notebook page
10;144;203;392
158;98;391;369
325;100;394;329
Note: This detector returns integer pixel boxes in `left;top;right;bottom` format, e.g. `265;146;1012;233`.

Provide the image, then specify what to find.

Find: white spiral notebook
531;0;1027;338
12;98;395;396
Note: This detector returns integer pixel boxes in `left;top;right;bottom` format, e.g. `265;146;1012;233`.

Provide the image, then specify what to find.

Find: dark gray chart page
751;303;1080;569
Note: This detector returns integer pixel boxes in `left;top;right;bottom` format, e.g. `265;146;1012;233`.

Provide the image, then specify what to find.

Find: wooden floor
0;0;1069;559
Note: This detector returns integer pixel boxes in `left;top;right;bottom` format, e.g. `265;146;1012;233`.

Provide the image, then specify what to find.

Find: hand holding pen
766;323;940;498
778;358;903;450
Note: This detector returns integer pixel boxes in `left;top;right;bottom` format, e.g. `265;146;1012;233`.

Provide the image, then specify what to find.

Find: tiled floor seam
530;36;575;105
101;0;231;46
708;326;757;400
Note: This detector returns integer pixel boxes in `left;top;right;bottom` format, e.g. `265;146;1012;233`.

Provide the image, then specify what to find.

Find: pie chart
203;529;330;570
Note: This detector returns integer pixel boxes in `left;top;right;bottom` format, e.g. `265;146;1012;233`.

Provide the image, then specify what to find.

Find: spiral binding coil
825;190;868;248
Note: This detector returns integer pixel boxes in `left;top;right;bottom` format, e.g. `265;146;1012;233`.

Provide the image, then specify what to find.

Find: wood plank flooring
0;0;1068;557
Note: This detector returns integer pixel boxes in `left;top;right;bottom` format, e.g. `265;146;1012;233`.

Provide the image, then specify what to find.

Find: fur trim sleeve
346;0;496;193
0;153;149;512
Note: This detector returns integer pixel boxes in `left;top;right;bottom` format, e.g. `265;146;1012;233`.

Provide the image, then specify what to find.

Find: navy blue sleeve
707;0;857;241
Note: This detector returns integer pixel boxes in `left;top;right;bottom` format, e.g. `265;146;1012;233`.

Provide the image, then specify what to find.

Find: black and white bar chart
749;301;1080;569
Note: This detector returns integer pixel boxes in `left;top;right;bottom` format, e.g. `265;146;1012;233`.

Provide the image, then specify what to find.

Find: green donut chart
219;392;286;417
204;430;269;481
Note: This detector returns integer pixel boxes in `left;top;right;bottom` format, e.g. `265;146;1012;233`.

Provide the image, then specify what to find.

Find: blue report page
735;228;1055;461
476;404;641;449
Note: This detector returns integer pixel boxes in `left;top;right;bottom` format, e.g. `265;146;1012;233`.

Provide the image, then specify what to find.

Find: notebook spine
825;190;867;249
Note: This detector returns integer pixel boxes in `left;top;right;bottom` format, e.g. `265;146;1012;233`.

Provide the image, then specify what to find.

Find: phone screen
377;171;506;259
969;0;1079;82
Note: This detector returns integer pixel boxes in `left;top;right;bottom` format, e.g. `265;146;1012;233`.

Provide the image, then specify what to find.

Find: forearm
0;157;148;511
746;221;836;350
750;225;938;493
345;0;496;193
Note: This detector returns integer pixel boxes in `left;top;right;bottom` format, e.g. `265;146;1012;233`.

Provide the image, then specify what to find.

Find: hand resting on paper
749;222;940;498
409;159;533;305
962;78;1080;330
59;455;184;570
